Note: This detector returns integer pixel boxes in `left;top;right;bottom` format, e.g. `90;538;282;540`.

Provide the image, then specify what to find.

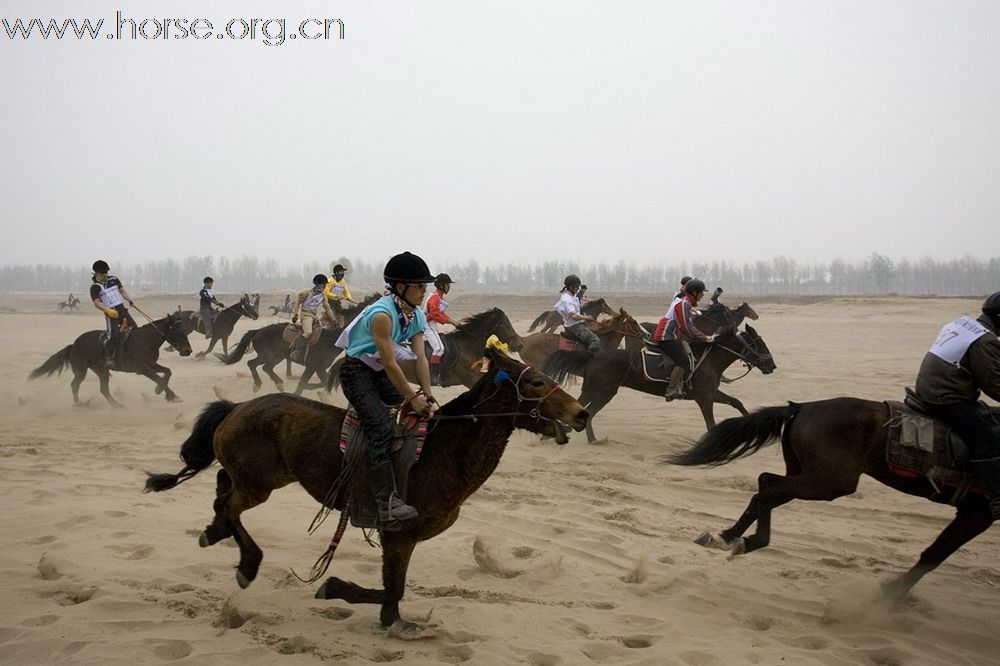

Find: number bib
928;316;988;366
99;284;124;309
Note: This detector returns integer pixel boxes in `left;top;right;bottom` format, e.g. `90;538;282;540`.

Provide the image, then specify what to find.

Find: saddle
884;389;1000;504
557;332;581;352
639;342;676;383
282;322;323;346
334;406;430;531
99;320;135;365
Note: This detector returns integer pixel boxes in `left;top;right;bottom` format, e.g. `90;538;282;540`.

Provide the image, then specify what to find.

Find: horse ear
744;324;757;335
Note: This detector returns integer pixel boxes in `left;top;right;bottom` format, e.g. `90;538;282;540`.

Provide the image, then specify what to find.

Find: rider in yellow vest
324;263;355;327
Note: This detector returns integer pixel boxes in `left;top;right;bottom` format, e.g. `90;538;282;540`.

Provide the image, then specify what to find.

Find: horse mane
453;308;504;338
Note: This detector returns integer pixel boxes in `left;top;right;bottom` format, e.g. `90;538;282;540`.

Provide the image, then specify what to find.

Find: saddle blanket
884;400;973;502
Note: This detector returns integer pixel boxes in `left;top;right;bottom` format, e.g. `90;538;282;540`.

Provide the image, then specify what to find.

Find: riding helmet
313;273;328;286
563;274;582;288
684;278;707;295
434;273;455;288
333;264;347;273
983;291;1000;316
680;275;692;285
203;276;214;284
383;252;435;284
92;260;110;273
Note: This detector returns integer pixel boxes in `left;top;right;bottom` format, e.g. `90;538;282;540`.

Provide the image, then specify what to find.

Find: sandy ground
2;292;999;665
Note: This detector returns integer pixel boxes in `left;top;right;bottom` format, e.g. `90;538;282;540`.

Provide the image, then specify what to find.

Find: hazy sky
3;1;999;271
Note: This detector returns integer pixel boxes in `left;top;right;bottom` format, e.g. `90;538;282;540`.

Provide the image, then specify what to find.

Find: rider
198;276;225;337
89;260;138;368
423;273;456;386
654;278;714;401
335;251;438;525
290;274;338;363
555;274;601;353
324;263;355;327
914;292;1000;519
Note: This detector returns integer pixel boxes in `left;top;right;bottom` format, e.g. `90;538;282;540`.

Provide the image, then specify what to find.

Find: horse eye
531;379;545;388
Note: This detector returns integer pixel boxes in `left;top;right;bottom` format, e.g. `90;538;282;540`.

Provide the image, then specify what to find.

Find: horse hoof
236;571;253;589
729;538;747;556
694;531;730;551
252;384;261;394
154;385;163;395
198;532;211;547
167;396;182;403
386;618;432;639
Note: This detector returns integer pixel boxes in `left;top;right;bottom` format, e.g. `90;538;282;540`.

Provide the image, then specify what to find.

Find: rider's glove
104;308;119;318
291;315;298;324
128;300;134;307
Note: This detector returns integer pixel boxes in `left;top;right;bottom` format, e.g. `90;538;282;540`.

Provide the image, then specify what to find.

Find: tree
865;253;895;293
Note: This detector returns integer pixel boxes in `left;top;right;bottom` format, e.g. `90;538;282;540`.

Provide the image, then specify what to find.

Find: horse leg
95;367;120;407
261;359;286;392
285;357;293;379
294;366;315;395
712;388;749;417
379;535;418;630
247;358;265;393
196;337;217;359
211;478;271;588
221;336;229;358
579;385;619;443
883;502;994;601
70;366;87;405
693;393;718;430
152;363;180;401
199;469;235;546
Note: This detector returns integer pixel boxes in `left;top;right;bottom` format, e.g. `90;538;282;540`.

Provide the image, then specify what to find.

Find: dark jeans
922;400;1000;461
657;339;691;373
200;306;215;330
106;309;137;361
339;358;405;469
565;322;601;353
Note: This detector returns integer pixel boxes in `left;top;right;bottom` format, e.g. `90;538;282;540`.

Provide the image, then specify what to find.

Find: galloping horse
544;325;776;441
221;294;380;394
625;301;759;352
177;293;260;358
667;398;1000;600
56;295;80;313
329;307;524;390
528;298;615;334
29;313;193;404
145;348;588;632
520;308;645;370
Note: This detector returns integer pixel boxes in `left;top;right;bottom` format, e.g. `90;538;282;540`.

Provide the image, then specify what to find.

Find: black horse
624;301;759;352
666;398;1000;600
221;294;380;395
29;313;193;404
177;293;260;358
329;307;525;391
56;295;80;312
543;325;776;441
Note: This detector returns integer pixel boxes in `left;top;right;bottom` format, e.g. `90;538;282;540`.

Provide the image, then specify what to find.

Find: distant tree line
2;252;997;296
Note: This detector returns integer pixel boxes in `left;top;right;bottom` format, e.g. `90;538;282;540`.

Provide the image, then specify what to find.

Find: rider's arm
371;313;435;414
969;337;1000;402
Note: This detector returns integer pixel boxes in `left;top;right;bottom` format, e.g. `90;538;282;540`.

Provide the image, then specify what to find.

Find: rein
429;367;563;426
710;332;768;383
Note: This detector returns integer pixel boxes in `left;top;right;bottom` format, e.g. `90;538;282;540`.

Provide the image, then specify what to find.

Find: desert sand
2;292;999;665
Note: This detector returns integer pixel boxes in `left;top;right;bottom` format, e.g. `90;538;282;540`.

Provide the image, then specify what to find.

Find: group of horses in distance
25;287;1000;631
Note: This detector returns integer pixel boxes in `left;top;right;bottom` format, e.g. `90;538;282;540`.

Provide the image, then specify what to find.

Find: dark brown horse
220;294;380;394
625;301;759;352
29;313;193;404
520;308;645;370
666;398;1000;600
329;307;525;390
177;293;260;358
528;298;616;334
543;325;776;441
144;348;588;631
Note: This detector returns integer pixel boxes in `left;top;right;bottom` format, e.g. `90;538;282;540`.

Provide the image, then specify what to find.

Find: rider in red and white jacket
654;279;714;401
423;273;456;385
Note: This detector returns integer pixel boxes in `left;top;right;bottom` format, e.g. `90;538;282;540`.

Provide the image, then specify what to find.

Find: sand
2;292;999;665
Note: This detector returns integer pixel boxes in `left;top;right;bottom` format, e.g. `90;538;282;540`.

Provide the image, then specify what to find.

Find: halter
430;366;564;427
706;331;772;382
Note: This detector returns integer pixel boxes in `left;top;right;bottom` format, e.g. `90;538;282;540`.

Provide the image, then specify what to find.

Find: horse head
592;298;616;317
164;313;193;356
457;308;523;352
735;302;759;321
733;324;775;374
596;308;644;340
238;293;260;320
476;347;588;444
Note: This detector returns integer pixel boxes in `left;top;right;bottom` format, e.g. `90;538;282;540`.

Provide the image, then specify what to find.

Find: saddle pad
884;400;970;497
640;348;673;383
338;406;429;529
558;335;578;352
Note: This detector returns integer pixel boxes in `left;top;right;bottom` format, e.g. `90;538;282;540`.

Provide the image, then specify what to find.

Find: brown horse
520;308;645;370
666;398;1000;600
144;348;588;631
177;293;260;358
544;325;776;440
29;313;193;404
528;298;616;334
329;307;525;390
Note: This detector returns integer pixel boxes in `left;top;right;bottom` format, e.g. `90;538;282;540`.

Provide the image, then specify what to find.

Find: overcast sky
3;1;999;272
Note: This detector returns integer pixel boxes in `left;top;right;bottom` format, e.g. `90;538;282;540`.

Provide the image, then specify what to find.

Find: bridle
429;366;564;428
702;330;772;382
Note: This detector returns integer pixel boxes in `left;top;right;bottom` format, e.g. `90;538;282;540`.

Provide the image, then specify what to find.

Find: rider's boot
368;461;418;524
289;337;305;363
664;367;685;401
969;457;1000;520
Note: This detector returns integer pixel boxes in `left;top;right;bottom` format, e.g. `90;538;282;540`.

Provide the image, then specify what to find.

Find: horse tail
541;350;593;383
666;403;799;467
144;400;237;492
327;357;346;391
28;345;73;380
220;330;256;364
528;311;549;332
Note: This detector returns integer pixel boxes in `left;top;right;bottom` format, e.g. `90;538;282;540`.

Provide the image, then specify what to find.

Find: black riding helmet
313;273;328;286
92;260;110;273
563;274;582;288
203;276;214;284
685;278;707;295
434;273;455;289
333;264;347;273
680;275;692;285
983;291;1000;322
383;252;435;284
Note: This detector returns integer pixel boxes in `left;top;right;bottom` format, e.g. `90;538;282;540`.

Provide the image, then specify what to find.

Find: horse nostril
575;409;589;427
